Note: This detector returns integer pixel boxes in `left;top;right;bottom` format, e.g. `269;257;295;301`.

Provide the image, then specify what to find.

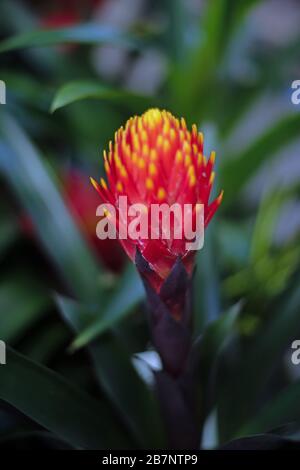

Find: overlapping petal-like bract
91;108;223;292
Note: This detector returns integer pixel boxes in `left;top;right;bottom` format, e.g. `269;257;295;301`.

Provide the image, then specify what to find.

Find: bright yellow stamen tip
104;161;110;173
189;175;196;187
181;117;187;129
146;178;154;190
157;187;166;200
209;171;215;185
183;141;191;153
175;150;183;163
210;151;216;165
116;181;123;192
163;139;170;153
217;190;224;204
149;162;157;176
120;166;128;178
90;177;99;190
142;143;149;157
185;155;192;166
100;178;107;190
138;158;145;169
157;135;163;147
170;128;176;141
150;149;157;161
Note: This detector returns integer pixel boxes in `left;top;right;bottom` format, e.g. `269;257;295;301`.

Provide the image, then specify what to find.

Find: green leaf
171;0;261;119
0;23;142;54
194;226;221;334
51;80;153;113
0;209;18;259
70;264;144;350
237;381;300;438
0;278;49;342
196;302;242;428
0;348;133;449
221;113;300;205
56;294;165;449
20;323;68;364
217;272;300;442
250;189;286;263
165;0;186;64
0;113;103;303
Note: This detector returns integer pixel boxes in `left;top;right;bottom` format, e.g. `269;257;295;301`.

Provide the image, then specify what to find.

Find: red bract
91;109;223;291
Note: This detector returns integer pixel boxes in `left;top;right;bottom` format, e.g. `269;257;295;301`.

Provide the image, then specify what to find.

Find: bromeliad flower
91;108;223;292
91;108;223;449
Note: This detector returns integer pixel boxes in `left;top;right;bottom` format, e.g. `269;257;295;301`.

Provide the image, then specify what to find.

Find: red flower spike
91;108;223;292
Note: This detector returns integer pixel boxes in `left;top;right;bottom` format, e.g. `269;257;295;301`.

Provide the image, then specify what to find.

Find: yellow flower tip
150;149;157;161
120;166;128;178
197;153;203;166
180;117;187;130
189;174;196;187
149;162;157;176
175;150;183;164
210;151;216;165
138;158;145;169
116;181;123;192
100;177;108;190
146;178;154;190
163;139;170;153
90;177;99;190
209;171;215;186
157;187;166;200
217;190;224;204
185;154;192;167
143;108;162;124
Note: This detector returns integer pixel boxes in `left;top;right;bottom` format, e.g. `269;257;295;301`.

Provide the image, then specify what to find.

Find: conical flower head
91;108;223;292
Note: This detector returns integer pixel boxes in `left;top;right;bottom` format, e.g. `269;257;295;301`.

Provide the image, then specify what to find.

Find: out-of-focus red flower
39;0;104;29
63;169;125;272
91;108;223;292
41;11;80;29
21;169;124;273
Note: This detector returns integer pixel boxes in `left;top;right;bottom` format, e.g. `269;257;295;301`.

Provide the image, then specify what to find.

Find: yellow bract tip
149;162;157;176
90;177;99;190
157;187;166;200
116;181;123;192
217;190;224;204
210;151;216;165
100;178;107;190
146;178;154;190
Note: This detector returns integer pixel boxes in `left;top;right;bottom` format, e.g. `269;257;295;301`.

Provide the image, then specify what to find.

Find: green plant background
0;0;300;449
